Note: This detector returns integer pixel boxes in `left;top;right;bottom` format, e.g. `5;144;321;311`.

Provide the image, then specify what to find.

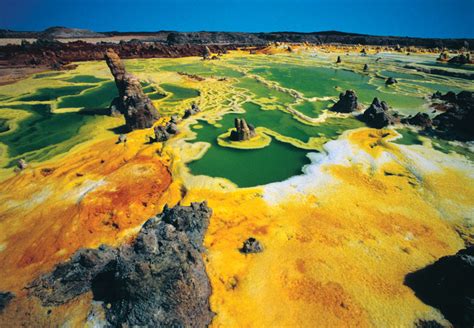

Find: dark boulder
431;91;474;140
401;112;432;128
448;53;473;65
0;291;14;312
330;90;359;113
385;77;398;85
363;64;369;71
361;98;399;128
105;49;160;131
336;56;342;63
229;118;257;141
28;202;214;327
405;247;474;328
240;237;263;254
183;102;201;119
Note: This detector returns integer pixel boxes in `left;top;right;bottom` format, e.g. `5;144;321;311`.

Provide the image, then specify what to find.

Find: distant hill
0;27;471;49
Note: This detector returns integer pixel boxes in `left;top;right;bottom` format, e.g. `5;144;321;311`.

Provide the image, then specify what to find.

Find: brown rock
104;49;160;131
229;118;256;141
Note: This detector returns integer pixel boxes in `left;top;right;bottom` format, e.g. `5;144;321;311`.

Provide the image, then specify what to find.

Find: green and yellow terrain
0;46;473;327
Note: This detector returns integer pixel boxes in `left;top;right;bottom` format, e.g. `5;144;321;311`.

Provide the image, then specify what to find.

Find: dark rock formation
430;91;474;140
385;77;398;85
414;320;445;328
360;48;367;55
0;292;14;312
437;52;449;62
153;121;179;142
203;46;212;60
405;247;474;328
240;238;263;254
363;64;369;71
105;49;160;131
401;112;432;128
229;118;256;141
183;103;201;119
361;98;399;128
336;56;342;63
448;53;473;65
16;158;27;170
28;202;214;327
330;90;359;113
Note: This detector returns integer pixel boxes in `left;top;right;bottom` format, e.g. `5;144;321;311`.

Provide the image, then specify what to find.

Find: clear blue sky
1;0;473;38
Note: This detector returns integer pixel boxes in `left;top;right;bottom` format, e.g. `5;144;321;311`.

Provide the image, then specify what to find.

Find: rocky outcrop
363;64;369;71
240;238;263;254
0;292;14;312
105;49;160;130
154;120;178;142
360;98;399;128
405;247;474;328
437;52;449;62
28;202;214;327
183;103;201;119
401;112;432;128
448;53;473;65
385;77;398;85
430;90;474;140
229;118;257;141
336;56;342;63
202;46;212;60
330;90;359;113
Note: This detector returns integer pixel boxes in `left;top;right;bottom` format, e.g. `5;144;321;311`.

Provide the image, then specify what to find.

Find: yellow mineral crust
181;128;472;327
0;125;181;294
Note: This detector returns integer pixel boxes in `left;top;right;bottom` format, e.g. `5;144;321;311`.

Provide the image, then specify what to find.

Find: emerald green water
0;104;96;166
161;83;200;102
17;85;92;102
188;120;311;187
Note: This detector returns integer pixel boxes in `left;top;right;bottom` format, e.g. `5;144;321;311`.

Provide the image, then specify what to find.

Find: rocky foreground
27;202;214;327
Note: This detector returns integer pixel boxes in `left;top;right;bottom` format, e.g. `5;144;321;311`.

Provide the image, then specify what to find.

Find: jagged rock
448;53;473;65
105;49;160;131
330;90;359;113
229;118;256;141
401;112;432;128
240;238;263;254
203;46;212;60
0;292;14;312
16;158;27;170
360;48;367;55
405;247;474;328
28;202;214;327
437;52;449;62
183;103;201;119
430;90;474;140
363;64;369;71
116;134;127;144
336;56;342;63
385;77;398;85
361;98;399;128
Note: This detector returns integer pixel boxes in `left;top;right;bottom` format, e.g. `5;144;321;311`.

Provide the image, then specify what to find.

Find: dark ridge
27;202;214;327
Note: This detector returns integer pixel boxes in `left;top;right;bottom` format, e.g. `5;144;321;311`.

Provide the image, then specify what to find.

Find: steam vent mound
28;202;214;327
104;49;160;130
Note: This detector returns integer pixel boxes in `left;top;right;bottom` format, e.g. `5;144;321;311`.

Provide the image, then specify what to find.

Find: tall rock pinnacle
105;49;160;130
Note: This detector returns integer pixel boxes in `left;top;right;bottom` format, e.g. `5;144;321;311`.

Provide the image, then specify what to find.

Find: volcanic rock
0;292;14;312
448;53;473;65
153;121;179;142
229;118;256;141
203;46;212;60
385;77;398;85
430;90;474;140
363;64;369;71
336;56;342;63
28;202;214;327
240;238;263;254
183;102;201;119
437;52;449;62
361;98;399;128
16;158;27;170
104;49;160;131
405;246;474;327
401;112;432;128
330;90;359;113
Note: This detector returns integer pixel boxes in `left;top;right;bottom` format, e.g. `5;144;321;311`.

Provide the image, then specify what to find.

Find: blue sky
1;0;473;38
